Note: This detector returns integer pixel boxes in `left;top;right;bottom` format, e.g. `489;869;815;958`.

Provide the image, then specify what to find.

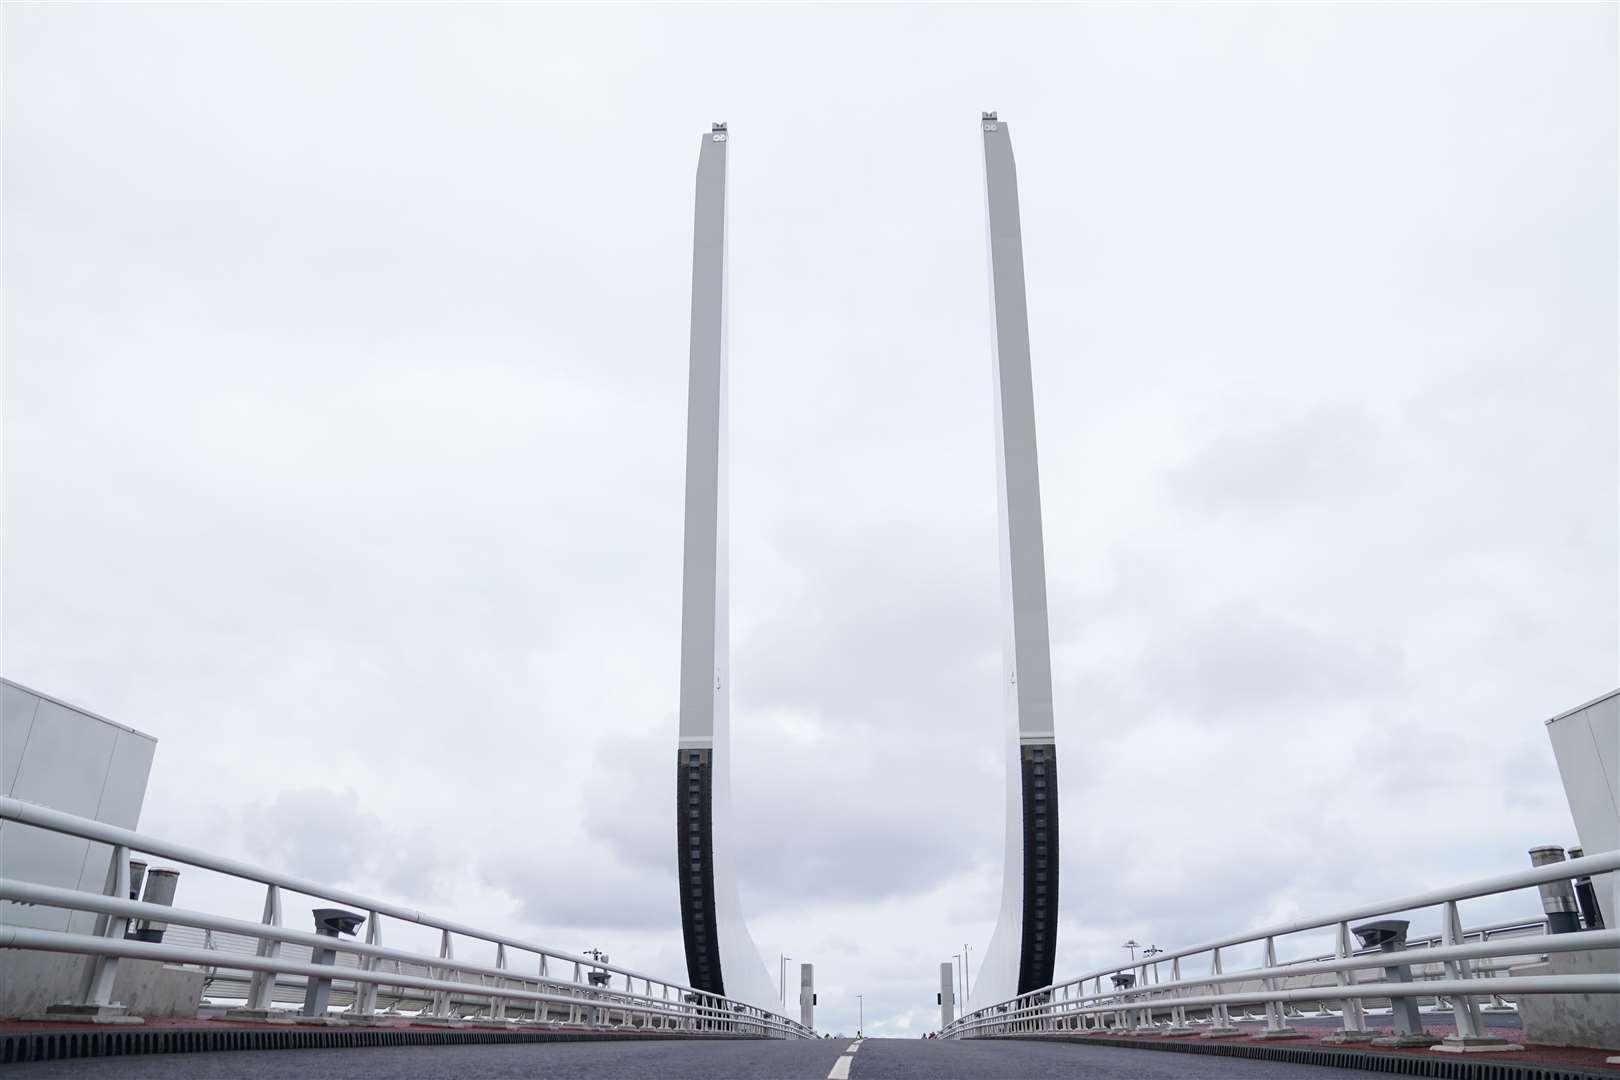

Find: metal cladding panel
674;126;777;1013
1546;690;1619;929
9;697;118;818
676;748;723;992
0;680;156;934
68;729;157;934
981;118;1055;743
678;125;729;751
973;116;1061;1007
1;682;40;795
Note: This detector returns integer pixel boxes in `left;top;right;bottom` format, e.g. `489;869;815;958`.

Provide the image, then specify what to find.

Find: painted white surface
0;678;156;935
1546;689;1619;929
677;126;776;1012
976;115;1058;1007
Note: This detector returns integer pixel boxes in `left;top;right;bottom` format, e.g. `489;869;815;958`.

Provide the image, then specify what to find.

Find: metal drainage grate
0;1027;752;1065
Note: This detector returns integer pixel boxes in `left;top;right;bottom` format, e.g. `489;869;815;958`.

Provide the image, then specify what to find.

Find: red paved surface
1075;1023;1620;1074
0;1016;671;1036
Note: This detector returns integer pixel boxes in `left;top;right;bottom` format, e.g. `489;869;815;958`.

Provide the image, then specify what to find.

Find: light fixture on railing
584;948;612;988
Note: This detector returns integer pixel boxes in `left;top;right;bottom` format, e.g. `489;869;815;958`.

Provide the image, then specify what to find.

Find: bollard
1109;973;1134;1033
800;963;815;1030
1354;920;1439;1047
130;868;179;943
301;908;365;1018
1567;848;1606;930
121;860;148;940
1529;847;1581;934
127;860;148;902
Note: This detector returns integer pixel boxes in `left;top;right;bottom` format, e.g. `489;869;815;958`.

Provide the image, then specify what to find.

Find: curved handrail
945;848;1619;1039
0;795;815;1037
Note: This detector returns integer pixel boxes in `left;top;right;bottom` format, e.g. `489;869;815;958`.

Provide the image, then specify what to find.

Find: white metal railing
0;797;815;1039
944;849;1619;1041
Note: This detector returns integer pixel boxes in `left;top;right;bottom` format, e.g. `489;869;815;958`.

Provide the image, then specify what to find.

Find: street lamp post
857;993;864;1038
953;953;963;1012
779;954;793;1008
1122;939;1139;965
962;943;972;1004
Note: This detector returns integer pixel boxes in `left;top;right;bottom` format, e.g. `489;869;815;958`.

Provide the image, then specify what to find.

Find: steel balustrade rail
0;882;760;1027
950;934;1618;1033
0;927;754;1024
944;849;1619;1040
0;797;815;1038
955;975;1619;1033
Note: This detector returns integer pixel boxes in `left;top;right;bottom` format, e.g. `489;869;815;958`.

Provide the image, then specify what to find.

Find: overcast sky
3;2;1615;1036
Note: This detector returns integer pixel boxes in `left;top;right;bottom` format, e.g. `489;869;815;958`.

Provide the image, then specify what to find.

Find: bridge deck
3;1023;1617;1079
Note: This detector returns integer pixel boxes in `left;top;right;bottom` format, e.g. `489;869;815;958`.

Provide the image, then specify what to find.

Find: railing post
491;943;509;1022
232;883;284;1018
533;956;549;1024
1162;957;1194;1035
420;929;464;1025
1253;936;1303;1040
571;960;583;1026
51;845;135;1020
1436;900;1522;1052
1132;962;1156;1033
349;911;382;1019
1322;921;1374;1043
1201;947;1240;1037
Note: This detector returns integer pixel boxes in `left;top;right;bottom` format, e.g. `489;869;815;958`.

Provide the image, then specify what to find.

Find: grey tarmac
7;1036;1385;1078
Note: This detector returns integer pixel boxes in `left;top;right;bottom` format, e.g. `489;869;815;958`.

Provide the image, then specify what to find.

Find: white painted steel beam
675;122;777;1013
975;112;1061;1006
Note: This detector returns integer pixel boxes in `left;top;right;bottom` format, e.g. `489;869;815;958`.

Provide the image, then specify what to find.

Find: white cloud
3;2;1614;1038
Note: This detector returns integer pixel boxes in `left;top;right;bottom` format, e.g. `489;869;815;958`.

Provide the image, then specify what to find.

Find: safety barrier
944;849;1618;1043
0;796;815;1038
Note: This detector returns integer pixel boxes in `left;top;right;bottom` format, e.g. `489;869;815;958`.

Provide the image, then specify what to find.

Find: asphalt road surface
12;1036;1385;1078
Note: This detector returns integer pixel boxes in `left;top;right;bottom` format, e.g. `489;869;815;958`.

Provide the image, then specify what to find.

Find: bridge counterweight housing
1018;743;1058;994
677;748;722;993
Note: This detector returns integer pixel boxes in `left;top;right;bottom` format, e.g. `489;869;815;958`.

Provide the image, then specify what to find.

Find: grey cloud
238;789;468;905
580;719;1000;915
488;852;679;935
1167;408;1373;511
4;1;1613;1042
1150;610;1409;715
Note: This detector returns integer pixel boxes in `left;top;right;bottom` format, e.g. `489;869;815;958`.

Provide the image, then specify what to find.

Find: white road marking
827;1054;854;1079
846;1041;861;1052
